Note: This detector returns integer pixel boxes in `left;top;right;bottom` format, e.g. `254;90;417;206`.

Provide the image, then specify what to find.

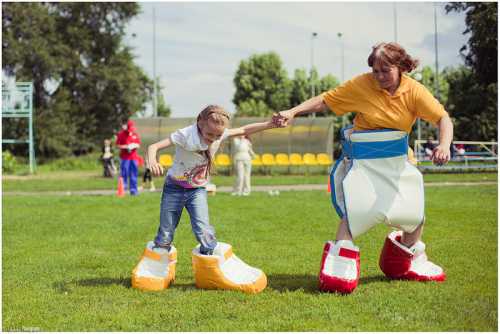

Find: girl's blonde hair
196;105;231;176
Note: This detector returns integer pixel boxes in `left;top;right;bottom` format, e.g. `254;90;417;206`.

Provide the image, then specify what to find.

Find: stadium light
152;5;157;118
338;32;347;128
393;2;398;42
310;32;318;98
433;3;440;102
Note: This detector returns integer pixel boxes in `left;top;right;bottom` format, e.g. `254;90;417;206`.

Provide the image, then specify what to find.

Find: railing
414;140;497;172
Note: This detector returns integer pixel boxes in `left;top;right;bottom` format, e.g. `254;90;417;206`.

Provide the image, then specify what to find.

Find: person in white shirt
231;135;255;196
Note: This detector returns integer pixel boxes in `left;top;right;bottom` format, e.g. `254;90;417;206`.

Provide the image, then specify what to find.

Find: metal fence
414;139;498;172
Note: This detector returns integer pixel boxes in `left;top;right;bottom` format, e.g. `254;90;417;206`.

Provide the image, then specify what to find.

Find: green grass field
3;181;497;331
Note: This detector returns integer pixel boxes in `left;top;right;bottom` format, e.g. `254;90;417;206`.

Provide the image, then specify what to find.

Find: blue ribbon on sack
340;127;408;160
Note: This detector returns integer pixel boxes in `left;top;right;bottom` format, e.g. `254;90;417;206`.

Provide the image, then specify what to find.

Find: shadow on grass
53;277;131;292
53;278;199;292
266;273;319;294
359;274;390;285
53;274;390;294
266;273;390;294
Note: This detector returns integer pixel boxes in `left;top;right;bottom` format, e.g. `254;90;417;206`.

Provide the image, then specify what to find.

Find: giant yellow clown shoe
131;241;177;291
191;242;267;294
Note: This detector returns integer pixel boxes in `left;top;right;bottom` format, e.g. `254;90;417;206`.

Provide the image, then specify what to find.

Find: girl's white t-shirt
167;124;228;188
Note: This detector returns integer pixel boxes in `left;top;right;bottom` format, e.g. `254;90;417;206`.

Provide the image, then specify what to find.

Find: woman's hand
431;144;451;166
272;110;294;127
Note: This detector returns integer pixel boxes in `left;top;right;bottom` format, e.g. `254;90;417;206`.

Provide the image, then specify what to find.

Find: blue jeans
120;159;138;195
154;181;217;254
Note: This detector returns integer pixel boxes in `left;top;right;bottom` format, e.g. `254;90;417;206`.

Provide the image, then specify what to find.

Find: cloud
125;2;468;117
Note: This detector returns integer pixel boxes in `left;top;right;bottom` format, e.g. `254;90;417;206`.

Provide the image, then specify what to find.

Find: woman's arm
146;137;172;176
431;114;454;165
226;120;275;138
276;95;326;125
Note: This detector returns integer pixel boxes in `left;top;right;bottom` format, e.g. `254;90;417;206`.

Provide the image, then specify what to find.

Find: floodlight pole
338;32;346;128
310;32;318;98
393;2;398;43
433;3;440;102
153;5;158;118
310;32;318;119
414;73;423;159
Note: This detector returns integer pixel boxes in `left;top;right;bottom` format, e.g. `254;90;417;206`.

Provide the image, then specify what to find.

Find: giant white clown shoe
131;241;177;291
191;242;267;294
379;231;446;282
319;240;360;294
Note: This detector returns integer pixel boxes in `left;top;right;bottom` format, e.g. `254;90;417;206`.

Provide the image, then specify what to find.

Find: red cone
117;176;125;197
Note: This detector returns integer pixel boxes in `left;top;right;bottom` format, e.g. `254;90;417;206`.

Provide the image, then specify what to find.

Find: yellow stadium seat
303;153;318;166
317;153;333;166
261;153;276;166
251;154;263;166
289;153;304;166
275;153;290;166
215;154;231;167
159;154;173;167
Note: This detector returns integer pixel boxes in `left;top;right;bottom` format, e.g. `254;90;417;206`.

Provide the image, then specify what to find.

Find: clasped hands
271;110;295;128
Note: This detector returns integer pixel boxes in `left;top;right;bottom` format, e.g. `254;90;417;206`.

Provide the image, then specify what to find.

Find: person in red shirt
116;120;141;195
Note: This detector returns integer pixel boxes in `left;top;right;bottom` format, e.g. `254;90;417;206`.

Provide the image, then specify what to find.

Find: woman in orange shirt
275;42;453;294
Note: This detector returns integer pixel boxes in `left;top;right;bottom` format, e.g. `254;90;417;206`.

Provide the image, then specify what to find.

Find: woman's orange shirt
322;73;447;132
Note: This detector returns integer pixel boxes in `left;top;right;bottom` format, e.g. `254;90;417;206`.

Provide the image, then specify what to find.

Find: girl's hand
431;144;451;166
149;161;164;176
267;118;280;129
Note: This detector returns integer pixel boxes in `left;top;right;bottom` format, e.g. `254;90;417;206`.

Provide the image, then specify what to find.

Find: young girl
131;105;274;293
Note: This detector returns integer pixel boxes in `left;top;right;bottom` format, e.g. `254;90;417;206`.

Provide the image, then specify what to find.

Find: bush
38;153;102;172
2;150;20;174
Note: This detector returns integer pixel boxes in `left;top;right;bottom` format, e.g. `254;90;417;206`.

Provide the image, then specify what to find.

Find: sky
124;1;469;118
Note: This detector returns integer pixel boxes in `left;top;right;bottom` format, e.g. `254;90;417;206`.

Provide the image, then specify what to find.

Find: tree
318;74;339;94
289;68;309;108
316;74;340;117
446;2;497;86
444;66;496;141
444;2;497;141
157;90;171;118
410;66;450;105
233;52;292;116
290;70;340;117
2;2;152;159
155;77;171;117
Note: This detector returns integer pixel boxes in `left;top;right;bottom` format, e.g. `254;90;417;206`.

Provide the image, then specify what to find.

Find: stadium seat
303;153;318;166
289;153;304;166
275;153;290;166
317;153;333;166
215;154;231;167
251;154;263;166
159;154;173;167
261;153;276;166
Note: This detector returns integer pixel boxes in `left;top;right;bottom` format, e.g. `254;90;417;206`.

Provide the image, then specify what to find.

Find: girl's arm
431;114;454;165
146;137;172;176
226;120;275;138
